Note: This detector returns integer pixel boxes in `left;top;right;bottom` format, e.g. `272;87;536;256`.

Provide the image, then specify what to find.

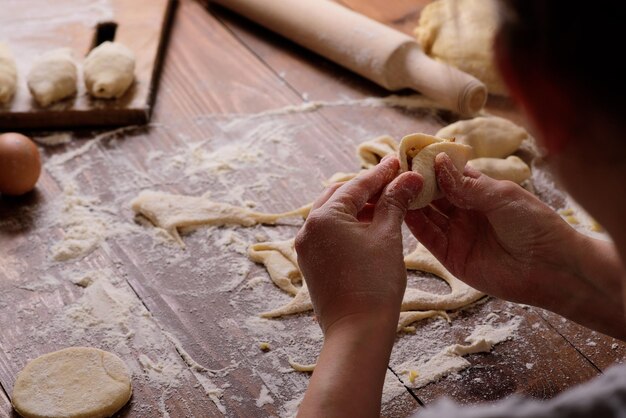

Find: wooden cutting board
0;0;176;130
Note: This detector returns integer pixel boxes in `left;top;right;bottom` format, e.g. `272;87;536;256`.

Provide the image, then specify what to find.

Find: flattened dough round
12;347;132;418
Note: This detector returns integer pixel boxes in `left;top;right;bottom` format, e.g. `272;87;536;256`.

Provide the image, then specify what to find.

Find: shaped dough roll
357;135;399;168
27;48;77;107
467;155;531;184
0;42;17;104
436;116;528;159
398;133;472;209
84;41;135;99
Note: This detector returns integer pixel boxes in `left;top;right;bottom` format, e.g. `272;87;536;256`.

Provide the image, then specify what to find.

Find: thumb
435;152;506;212
373;172;423;231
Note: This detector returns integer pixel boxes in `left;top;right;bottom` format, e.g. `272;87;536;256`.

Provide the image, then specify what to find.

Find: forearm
542;233;626;340
297;310;399;418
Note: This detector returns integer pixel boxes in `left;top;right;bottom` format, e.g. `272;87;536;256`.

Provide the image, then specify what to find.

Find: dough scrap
11;347;132;418
250;240;484;321
436;116;529;159
131;190;311;246
468;155;531;184
84;41;135;99
357;135;398;168
27;48;77;107
415;0;507;95
398;133;472;209
249;239;302;296
0;42;17;104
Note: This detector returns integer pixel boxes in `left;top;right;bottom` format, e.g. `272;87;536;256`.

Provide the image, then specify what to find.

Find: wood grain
0;0;175;130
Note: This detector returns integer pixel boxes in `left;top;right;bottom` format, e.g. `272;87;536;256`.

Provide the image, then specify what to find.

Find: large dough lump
398;133;472;209
27;48;77;107
11;347;132;418
0;42;17;104
415;0;507;96
84;41;135;99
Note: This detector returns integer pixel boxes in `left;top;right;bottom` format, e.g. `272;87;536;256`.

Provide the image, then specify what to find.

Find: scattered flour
255;384;275;407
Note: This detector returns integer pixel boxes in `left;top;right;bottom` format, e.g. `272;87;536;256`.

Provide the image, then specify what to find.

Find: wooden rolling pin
210;0;487;116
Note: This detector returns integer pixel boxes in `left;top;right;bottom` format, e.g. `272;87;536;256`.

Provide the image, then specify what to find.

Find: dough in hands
436;116;529;159
84;41;135;99
415;0;507;96
27;48;77;107
11;347;132;418
398;133;472;209
468;155;531;184
0;42;17;104
357;134;398;168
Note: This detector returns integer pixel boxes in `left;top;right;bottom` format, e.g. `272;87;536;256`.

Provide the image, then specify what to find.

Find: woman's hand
295;155;423;333
295;156;422;418
406;153;626;339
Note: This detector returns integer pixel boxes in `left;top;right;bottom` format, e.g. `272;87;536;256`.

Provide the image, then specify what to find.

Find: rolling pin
210;0;487;116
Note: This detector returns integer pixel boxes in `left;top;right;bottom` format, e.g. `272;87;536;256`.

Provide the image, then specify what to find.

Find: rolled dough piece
249;240;302;296
468;155;531;183
398;133;472;209
27;48;77;107
0;42;17;104
131;190;311;246
436;116;529;159
84;41;135;99
357;134;398;168
415;0;507;96
11;347;132;418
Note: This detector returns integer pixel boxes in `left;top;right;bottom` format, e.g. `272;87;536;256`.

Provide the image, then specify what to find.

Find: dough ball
398;133;472;209
468;155;531;184
0;42;17;105
27;48;78;107
11;347;132;418
0;132;41;195
415;0;507;96
436;116;528;159
84;41;135;99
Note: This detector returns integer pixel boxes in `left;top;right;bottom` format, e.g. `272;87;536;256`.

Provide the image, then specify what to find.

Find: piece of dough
249;239;484;321
468;155;531;184
415;0;507;96
436;116;528;159
0;42;17;105
249;240;302;296
131;190;311;246
357;135;398;168
398;133;472;209
11;347;132;418
84;41;135;99
27;48;77;107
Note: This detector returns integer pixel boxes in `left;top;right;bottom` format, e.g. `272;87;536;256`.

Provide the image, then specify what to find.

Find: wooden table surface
1;1;624;417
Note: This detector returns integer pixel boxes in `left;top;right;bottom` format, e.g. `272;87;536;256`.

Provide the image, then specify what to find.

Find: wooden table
1;1;624;417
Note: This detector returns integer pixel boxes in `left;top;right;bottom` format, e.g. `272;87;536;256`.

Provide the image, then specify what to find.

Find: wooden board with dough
0;0;176;130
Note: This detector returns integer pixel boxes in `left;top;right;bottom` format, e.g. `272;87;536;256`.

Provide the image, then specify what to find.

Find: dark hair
497;1;626;115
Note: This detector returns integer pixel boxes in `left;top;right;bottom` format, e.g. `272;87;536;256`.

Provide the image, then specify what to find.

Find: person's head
493;0;626;238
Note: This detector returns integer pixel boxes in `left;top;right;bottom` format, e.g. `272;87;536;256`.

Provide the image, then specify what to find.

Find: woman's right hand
405;153;625;340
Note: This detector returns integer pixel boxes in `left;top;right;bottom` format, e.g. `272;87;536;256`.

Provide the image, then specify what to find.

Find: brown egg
0;133;41;196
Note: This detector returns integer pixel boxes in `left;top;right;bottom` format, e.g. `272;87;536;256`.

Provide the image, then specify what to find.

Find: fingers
435;152;507;212
404;209;448;259
310;181;345;212
326;156;400;216
372;171;423;232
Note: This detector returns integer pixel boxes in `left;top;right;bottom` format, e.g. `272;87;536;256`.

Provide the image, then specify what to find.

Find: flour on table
256;384;275;407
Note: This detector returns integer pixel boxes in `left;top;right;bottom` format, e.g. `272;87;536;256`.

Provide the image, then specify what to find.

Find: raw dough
398;133;472;209
357;134;398;168
249;239;484;321
468;155;531;183
27;48;77;107
0;42;17;104
11;347;132;418
84;41;135;99
131;190;311;246
415;0;507;95
436;116;528;159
